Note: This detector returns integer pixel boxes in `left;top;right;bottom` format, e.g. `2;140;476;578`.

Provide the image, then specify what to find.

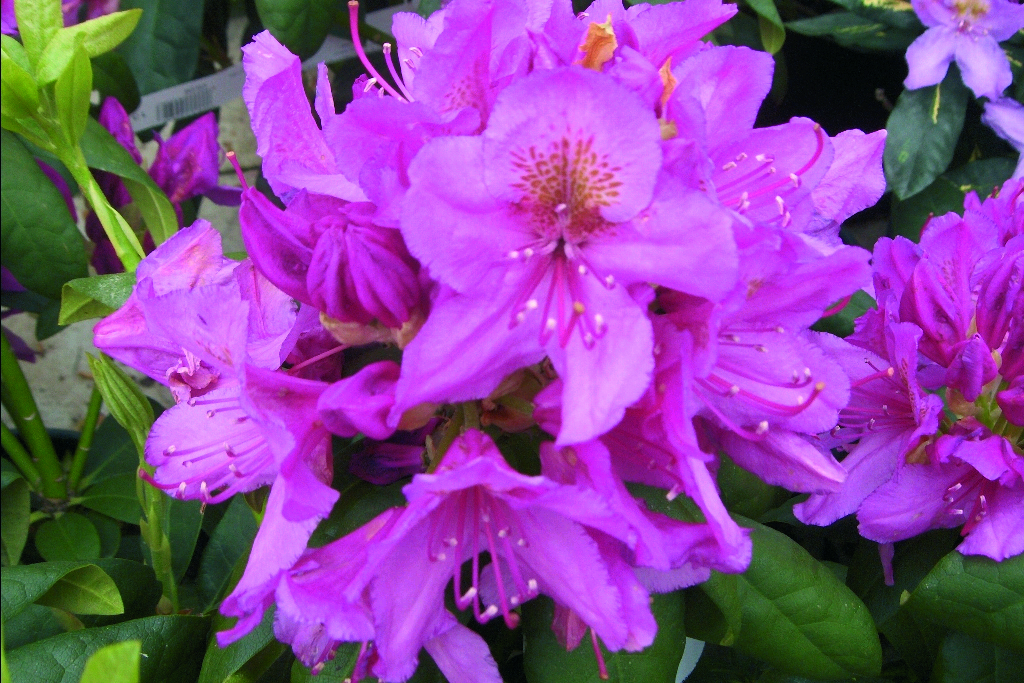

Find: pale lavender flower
982;97;1024;179
904;0;1024;99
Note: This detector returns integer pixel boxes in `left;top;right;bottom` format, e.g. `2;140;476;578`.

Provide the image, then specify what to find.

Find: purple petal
903;27;955;90
318;361;400;440
424;620;503;683
955;34;1013;99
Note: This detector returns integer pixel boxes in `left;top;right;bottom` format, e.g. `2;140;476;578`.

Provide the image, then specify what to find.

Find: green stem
61;148;144;271
67;386;102;493
0;331;66;499
0;423;43;490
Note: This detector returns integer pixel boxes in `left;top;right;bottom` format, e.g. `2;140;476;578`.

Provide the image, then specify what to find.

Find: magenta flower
857;419;1024;560
395;66;737;444
904;0;1024;99
270;429;658;681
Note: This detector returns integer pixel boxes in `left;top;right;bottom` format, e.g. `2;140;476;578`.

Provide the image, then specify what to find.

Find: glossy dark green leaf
1;129;89;301
81;414;142;486
717;453;787;520
197;608;275;683
706;518;882;678
5;614;210;683
824;0;923;31
90;51;141;113
932;631;1024;683
4;603;67;650
116;0;204;96
54;41;91;144
890;158;1015;241
522;592;686;683
811;290;876;338
907;551;1024;652
417;0;442;19
0;476;30;565
164;498;204;583
309;479;408;548
884;69;969;200
79;640;141;683
785;12;917;52
255;0;334;59
197;496;258;610
34;10;144;84
290;643;364;682
59;272;135;325
80;118;177;245
80;473;144;524
35;513;103;562
80;511;122;559
1;561;122;621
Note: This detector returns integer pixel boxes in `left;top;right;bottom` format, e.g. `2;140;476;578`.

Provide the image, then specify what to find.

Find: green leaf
79;640;140;683
884;68;969;200
824;0;923;31
522;592;686;683
4;604;66;650
34;10;143;84
35;513;103;562
745;0;785;54
290;643;364;682
1;562;122;621
708;518;883;678
5;614;210;683
197;496;258;611
785;12;917;52
1;129;89;301
255;0;334;59
87;354;154;459
117;0;204;96
90;52;141;114
907;551;1024;652
0;477;30;566
166;498;204;584
81;512;123;559
81;414;142;487
80;559;162;628
890;158;1015;241
53;40;92;145
80;473;144;524
811;290;876;338
1;44;40;120
417;0;442;19
932;631;1024;683
12;0;63;65
80;118;178;245
198;609;275;683
59;272;136;325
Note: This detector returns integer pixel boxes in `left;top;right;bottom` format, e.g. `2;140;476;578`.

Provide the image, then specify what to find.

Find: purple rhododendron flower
904;0;1024;99
983;97;1024;179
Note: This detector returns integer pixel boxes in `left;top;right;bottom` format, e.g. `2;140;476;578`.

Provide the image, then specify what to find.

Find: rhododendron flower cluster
91;0;1022;681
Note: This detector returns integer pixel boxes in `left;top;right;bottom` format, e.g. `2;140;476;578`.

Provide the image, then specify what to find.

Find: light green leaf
907;550;1024;652
0;477;30;566
54;40;92;145
1;45;40;119
13;0;63;65
80;118;177;245
1;33;32;72
35;513;103;563
79;559;162;628
1;129;88;301
80;640;141;683
80;474;143;524
1;562;122;622
5;615;210;683
522;592;687;683
746;0;785;54
59;272;135;325
884;68;969;200
34;10;143;84
87;354;154;459
117;1;203;96
254;0;334;60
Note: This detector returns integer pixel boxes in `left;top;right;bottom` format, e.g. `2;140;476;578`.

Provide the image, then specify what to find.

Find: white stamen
722;161;737;171
756;421;769;435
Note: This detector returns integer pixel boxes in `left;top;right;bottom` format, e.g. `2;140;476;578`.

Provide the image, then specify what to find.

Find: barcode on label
157;88;214;121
